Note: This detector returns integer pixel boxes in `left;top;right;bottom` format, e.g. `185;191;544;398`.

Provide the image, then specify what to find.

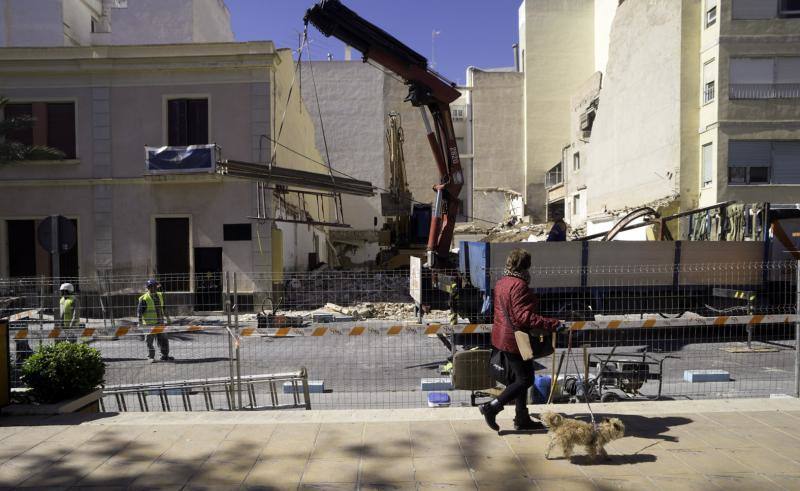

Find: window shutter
703;61;716;85
732;0;778;19
702;144;713;186
728;141;771;167
46;102;76;159
772;142;800;184
776;57;800;84
187;99;208;145
730;58;775;84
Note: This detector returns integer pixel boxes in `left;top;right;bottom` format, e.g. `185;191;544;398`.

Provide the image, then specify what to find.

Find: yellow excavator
376;112;430;269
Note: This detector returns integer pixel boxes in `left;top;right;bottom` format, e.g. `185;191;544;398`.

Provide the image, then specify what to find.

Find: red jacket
491;275;560;354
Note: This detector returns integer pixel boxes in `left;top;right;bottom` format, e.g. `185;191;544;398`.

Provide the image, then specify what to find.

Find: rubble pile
482;221;549;243
323;302;449;321
284;269;411;310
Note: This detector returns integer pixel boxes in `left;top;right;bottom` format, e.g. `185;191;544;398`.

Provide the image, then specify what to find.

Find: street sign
37;216;76;253
409;256;422;304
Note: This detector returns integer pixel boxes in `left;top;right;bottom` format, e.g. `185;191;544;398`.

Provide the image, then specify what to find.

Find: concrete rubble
320;302;449;321
284;268;412;309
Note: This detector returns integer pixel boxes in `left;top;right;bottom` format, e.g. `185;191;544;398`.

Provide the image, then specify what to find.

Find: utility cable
261;135;497;226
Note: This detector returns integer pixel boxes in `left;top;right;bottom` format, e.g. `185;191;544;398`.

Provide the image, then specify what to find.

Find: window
780;0;800;17
702;143;713;187
703;60;716;104
728;140;800;184
223;223;252;241
730;57;800;99
706;0;717;26
2;102;76;159
167;98;208;146
733;0;778;19
572;194;581;216
573;152;580;172
451;106;465;120
91;17;98;33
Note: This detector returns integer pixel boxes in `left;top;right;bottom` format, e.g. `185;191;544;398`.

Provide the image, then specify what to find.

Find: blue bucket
532;375;551;404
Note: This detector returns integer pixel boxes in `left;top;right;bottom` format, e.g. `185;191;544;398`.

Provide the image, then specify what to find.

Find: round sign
37;216;77;254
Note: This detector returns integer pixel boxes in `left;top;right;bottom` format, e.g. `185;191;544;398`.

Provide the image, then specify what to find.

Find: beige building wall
581;0;700;223
0;42;328;284
470;68;525;224
0;0;233;47
521;0;595;220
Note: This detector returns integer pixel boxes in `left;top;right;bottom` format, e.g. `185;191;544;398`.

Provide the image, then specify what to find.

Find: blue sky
226;0;522;86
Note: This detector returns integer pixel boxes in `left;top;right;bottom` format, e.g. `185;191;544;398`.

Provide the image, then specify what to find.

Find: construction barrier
6;313;797;340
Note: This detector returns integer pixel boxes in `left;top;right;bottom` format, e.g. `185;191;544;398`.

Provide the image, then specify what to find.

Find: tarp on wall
145;144;216;174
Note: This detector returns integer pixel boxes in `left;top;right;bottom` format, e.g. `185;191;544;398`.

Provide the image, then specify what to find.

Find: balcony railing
545;164;563;188
729;83;800;100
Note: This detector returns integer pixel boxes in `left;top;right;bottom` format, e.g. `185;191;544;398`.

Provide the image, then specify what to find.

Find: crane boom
305;0;464;267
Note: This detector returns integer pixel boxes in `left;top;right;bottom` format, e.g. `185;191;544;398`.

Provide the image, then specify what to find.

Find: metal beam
216;159;374;197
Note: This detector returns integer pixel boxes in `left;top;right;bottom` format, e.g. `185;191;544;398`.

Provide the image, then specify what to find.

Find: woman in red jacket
480;248;564;431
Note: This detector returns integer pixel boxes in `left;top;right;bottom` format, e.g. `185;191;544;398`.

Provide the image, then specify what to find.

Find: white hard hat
59;283;74;293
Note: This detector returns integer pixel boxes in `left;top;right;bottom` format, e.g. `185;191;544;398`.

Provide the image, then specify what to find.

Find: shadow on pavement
565;413;693;442
569;453;657;465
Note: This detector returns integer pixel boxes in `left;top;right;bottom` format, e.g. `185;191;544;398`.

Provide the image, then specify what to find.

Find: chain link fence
1;260;798;411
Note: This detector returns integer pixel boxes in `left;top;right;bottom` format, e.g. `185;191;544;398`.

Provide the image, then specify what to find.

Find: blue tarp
460;241;490;294
145;145;216;174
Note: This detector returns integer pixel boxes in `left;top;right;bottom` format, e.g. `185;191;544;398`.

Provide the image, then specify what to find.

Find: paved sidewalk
1;398;800;490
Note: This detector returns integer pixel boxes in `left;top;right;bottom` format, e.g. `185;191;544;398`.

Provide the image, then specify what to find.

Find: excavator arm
305;0;464;267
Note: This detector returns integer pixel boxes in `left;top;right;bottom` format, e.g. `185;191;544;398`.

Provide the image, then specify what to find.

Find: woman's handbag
500;300;555;361
489;348;510;385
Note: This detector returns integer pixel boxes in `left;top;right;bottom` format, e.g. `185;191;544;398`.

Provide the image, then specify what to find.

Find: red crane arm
305;0;464;267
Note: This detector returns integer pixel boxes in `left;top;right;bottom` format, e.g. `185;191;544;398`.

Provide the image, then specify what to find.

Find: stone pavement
1;398;800;490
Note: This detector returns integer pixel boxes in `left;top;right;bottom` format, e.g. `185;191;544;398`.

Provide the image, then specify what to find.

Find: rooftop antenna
431;29;441;69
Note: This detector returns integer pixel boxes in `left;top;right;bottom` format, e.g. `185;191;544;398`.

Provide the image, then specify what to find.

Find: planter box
2;388;103;415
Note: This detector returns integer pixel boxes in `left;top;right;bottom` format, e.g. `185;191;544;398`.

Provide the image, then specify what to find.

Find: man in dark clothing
546;217;567;242
479;249;565;431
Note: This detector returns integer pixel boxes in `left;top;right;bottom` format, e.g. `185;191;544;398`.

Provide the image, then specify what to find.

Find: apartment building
699;0;800;207
518;0;595;221
546;0;799;235
0;1;332;295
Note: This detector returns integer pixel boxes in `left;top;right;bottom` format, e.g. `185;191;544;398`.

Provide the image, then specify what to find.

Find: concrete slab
283;380;325;393
420;377;453;391
683;369;730;382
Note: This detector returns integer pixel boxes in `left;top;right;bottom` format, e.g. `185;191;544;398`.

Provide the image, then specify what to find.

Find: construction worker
59;282;79;342
139;279;173;362
546;216;567;242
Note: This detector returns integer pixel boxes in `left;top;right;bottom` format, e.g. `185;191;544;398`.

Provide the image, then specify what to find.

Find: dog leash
565;329;598;430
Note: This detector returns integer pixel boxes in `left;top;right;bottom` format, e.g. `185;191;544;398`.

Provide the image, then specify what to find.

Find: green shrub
21;343;105;403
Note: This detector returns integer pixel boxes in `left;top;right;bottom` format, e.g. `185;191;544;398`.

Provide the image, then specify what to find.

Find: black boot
479;400;503;431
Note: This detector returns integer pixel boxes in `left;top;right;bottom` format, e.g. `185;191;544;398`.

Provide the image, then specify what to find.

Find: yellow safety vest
60;296;76;327
139;292;160;326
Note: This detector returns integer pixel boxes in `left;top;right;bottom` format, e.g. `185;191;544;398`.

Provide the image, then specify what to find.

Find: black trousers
146;333;169;358
495;351;534;421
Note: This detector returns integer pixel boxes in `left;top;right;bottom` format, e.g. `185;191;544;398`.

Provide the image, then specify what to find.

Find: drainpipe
512;43;520;72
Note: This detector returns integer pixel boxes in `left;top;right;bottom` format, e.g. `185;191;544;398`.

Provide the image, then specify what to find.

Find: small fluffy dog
540;411;625;460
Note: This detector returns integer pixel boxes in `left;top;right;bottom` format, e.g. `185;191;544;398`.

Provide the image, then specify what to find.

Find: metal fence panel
1;260;797;410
